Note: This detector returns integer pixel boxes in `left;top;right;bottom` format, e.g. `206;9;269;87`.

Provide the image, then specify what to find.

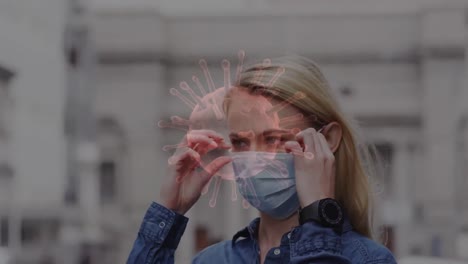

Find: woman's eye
231;139;249;150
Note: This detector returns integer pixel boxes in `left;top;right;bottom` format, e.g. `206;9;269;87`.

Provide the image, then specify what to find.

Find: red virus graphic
158;51;318;209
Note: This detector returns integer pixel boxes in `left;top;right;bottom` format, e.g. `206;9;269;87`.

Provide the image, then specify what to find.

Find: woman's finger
318;133;334;160
294;131;304;150
189;131;231;150
296;128;317;154
190;129;226;143
284;141;303;156
199;156;233;184
187;134;217;147
169;147;200;164
173;149;202;182
311;128;322;157
187;134;220;155
317;133;336;197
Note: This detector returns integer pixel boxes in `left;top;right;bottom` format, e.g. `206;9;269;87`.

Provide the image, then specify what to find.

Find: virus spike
199;59;216;93
304;152;314;160
280;113;304;124
170;88;196;109
179;81;206;109
192;75;207;97
170;115;191;126
279;113;304;127
157;120;188;131
211;100;224;121
242;199;250;209
162;142;188;152
253;71;263;86
235;50;245;85
209;176;222;208
267;91;306;115
263;168;290;189
266;66;285;87
245;178;260;207
222;59;231;93
168;156;177;165
201;178;211;195
230;181;238;201
268;159;288;176
262;166;282;180
252;59;271;87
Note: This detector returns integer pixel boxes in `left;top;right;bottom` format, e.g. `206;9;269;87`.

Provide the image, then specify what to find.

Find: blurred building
1;0;468;263
0;0;68;263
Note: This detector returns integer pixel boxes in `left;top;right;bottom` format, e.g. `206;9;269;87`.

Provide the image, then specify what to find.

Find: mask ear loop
317;124;327;134
304;114;328;133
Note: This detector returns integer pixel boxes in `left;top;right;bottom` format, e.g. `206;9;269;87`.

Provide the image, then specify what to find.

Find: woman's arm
126;202;188;264
127;130;231;263
290;221;397;264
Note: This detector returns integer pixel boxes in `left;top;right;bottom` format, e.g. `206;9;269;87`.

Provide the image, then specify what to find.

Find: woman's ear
322;122;342;153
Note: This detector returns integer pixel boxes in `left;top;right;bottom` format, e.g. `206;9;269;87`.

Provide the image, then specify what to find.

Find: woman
127;56;397;263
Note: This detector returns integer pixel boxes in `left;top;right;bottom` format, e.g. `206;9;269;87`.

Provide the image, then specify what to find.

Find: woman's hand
160;129;232;215
284;127;336;207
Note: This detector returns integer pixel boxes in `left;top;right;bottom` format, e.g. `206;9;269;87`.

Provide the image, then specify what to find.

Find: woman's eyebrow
262;129;290;136
229;132;252;138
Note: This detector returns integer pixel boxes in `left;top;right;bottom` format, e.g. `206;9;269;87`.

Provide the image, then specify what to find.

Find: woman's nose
253;142;281;153
251;142;268;152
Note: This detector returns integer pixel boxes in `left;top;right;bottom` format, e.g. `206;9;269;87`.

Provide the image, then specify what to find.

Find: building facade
0;0;68;263
1;0;468;263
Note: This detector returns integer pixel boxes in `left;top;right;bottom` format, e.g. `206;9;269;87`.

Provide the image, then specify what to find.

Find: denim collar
232;218;260;246
231;214;354;246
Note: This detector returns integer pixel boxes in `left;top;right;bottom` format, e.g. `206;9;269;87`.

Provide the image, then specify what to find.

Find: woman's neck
257;212;299;262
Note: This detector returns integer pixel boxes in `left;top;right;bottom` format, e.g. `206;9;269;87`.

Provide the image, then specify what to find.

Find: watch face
320;199;343;225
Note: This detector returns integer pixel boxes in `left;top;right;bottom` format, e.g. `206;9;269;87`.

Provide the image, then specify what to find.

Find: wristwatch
299;198;344;227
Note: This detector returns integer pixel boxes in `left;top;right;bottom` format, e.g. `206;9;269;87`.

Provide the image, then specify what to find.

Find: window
0;217;8;246
0;164;13;211
455;119;468;208
20;218;59;245
99;161;116;204
97;117;125;205
0;65;13;138
21;219;41;244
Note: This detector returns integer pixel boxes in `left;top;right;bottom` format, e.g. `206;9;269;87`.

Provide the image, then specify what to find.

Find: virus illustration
158;51;314;209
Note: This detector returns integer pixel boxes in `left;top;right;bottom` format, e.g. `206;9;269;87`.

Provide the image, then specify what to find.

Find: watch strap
299;200;321;225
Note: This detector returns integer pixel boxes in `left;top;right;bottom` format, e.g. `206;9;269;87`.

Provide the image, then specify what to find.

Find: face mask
231;151;300;219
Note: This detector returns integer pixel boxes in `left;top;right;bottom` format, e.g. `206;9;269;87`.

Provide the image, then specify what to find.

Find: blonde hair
225;55;381;239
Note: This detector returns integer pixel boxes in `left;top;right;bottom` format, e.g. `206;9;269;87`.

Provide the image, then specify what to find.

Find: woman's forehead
226;88;309;133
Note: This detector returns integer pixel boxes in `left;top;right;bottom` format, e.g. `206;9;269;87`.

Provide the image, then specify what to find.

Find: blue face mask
231;151;300;220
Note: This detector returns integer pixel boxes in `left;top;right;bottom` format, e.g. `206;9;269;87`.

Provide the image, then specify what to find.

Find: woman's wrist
159;200;186;215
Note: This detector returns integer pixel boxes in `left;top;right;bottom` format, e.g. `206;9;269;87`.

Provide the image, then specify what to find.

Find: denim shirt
127;202;397;264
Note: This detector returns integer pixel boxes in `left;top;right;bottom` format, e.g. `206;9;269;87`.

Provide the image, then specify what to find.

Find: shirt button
274;248;281;255
287;233;291;239
159;221;166;228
